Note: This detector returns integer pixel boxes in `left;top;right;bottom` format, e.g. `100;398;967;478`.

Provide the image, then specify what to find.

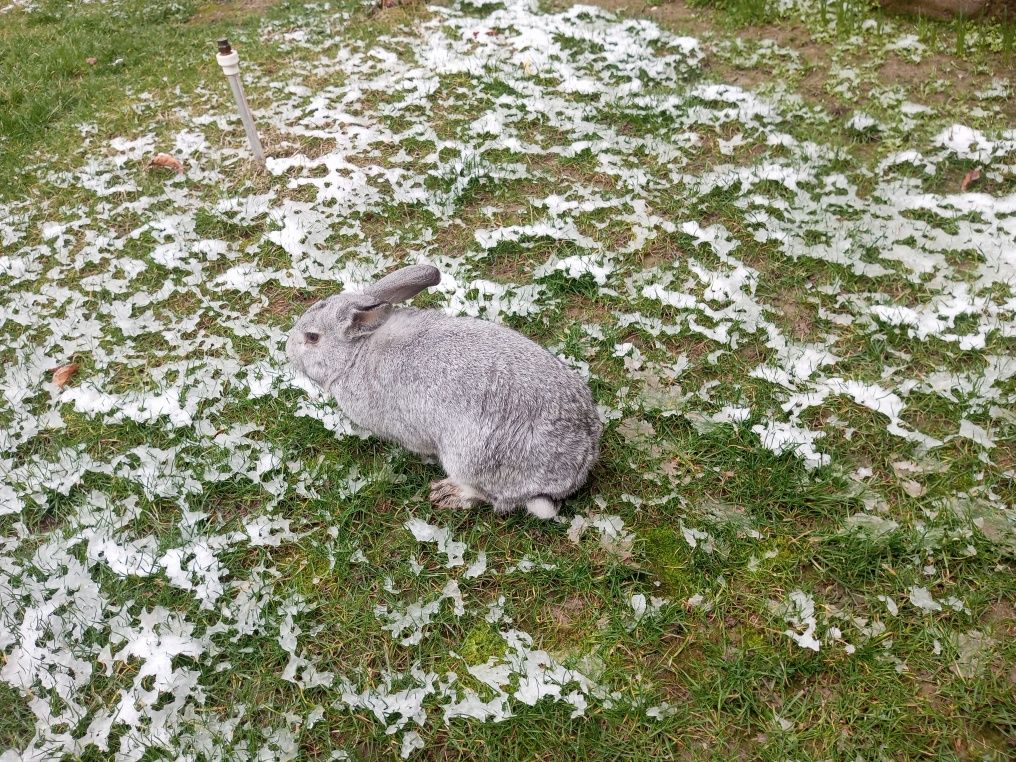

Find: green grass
2;0;1015;759
0;684;34;751
2;0;197;189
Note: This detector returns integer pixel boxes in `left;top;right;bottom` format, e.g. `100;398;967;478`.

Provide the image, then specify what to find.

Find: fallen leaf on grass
960;169;981;191
149;153;184;174
892;458;947;476
901;479;926;498
86;57;97;65
52;363;79;388
952;630;995;679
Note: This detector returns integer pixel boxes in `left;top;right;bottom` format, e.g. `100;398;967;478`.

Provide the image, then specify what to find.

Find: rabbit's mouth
287;353;319;389
286;332;329;389
285;331;307;372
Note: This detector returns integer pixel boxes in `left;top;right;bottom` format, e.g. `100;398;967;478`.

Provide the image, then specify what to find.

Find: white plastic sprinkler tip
216;50;240;76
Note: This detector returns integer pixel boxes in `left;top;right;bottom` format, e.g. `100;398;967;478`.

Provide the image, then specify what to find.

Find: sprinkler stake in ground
216;38;265;166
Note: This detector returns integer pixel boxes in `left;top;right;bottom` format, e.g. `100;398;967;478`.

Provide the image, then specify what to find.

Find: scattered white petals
775;590;822;652
877;595;899;616
908;586;943;613
404;519;467;568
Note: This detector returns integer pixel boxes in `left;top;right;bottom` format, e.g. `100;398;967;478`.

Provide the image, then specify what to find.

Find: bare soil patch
190;0;279;24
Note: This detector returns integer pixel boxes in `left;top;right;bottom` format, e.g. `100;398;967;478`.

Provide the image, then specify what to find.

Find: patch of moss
641;527;696;596
459;621;507;665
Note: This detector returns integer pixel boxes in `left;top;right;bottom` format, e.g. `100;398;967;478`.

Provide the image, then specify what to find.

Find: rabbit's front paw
429;478;480;509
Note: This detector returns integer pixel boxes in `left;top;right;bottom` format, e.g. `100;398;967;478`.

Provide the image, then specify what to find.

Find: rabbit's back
395;311;593;417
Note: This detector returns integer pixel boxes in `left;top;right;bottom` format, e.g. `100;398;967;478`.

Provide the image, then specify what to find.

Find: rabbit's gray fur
287;264;601;519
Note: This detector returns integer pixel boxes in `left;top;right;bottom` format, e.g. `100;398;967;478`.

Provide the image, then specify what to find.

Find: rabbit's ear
365;264;441;304
344;302;393;337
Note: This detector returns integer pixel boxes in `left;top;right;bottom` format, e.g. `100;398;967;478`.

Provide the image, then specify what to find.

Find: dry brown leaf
960;168;981;191
86;56;97;65
52;363;79;388
149;153;184;174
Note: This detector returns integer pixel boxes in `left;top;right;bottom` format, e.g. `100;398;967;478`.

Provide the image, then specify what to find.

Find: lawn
1;0;1014;759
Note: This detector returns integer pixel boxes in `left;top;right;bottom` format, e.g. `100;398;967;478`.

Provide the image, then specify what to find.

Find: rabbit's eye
304;332;320;345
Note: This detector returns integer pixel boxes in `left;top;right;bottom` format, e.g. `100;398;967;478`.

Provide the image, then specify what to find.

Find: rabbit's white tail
526;497;557;520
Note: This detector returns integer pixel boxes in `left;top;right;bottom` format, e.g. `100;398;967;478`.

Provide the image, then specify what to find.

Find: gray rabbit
286;264;601;519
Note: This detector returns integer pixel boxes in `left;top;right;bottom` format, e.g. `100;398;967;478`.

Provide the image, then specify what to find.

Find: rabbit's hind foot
429;478;483;509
